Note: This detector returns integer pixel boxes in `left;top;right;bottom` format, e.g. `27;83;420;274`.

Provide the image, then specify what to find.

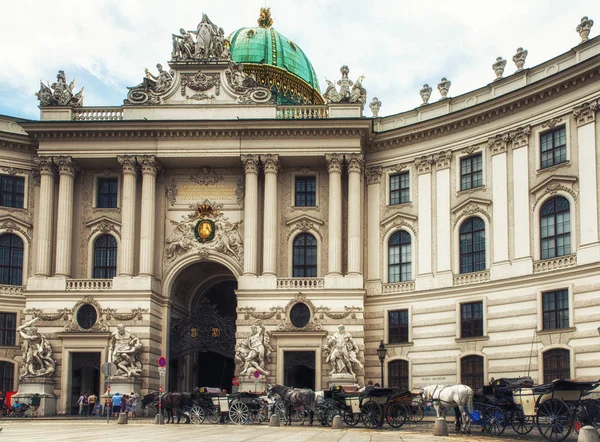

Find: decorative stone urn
369;97;382;117
576;16;594;42
437;78;451;100
513;47;528;71
492;57;507;80
420;84;433;105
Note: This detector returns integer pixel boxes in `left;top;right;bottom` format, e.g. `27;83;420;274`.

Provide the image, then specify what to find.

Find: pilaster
366;166;382;281
434;151;452;287
242;155;260;275
137;155;162;276
489;134;511;279
415;155;434;289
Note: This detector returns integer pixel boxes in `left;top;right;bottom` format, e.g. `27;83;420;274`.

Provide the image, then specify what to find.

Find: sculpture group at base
18;318;55;380
323;324;363;377
235;321;273;377
109;324;143;378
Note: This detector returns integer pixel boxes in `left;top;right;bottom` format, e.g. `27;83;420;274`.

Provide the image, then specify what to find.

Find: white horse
421;384;473;433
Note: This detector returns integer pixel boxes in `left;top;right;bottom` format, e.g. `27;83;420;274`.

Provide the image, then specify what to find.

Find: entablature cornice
0;131;37;151
370;61;600;152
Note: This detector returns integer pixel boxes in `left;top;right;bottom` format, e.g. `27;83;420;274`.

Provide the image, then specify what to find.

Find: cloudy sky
0;0;598;119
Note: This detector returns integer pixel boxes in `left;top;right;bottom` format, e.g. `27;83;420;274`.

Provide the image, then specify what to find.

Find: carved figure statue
323;324;363;377
576;16;594;42
225;62;272;104
420;84;433;105
171;14;231;61
192;14;219;59
145;64;173;93
172;28;196;59
350;75;367;106
236;321;273;377
513;47;528;71
35;70;84;107
109;324;143;378
337;65;353;101
124;64;174;106
322;66;368;110
18;317;56;380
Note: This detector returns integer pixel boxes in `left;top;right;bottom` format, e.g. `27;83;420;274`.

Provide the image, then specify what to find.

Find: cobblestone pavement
0;419;580;441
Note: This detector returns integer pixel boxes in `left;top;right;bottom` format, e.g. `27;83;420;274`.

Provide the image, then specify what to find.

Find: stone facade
0;16;599;415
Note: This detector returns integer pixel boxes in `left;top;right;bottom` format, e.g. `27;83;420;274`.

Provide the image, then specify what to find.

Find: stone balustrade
453;270;490;286
72;107;123;121
0;285;24;296
276;278;324;289
276;106;329;119
382;281;416;294
534;254;577;273
66;279;113;291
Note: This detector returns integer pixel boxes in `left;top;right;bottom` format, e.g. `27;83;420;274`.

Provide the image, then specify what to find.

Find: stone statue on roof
35;70;84;107
323;66;368;109
171;14;231;61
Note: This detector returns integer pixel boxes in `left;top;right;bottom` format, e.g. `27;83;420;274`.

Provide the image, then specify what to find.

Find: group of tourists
76;391;140;417
107;392;140;418
76;392;98;416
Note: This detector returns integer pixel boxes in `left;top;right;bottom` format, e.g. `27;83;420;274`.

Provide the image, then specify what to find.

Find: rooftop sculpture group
35;70;84;107
323;65;367;108
124;64;174;105
172;14;230;60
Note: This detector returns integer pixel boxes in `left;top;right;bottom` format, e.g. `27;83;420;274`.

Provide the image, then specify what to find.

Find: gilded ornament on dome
258;7;274;28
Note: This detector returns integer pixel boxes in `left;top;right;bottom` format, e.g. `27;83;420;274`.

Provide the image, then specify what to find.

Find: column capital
118;155;139;175
415;155;434;174
241;154;260;175
325;153;343;173
488;133;510;155
433;150;453;170
365;166;382;184
33;156;56;176
260;154;280;174
509;125;531;149
136;155;162;176
573;99;598;127
54;155;80;177
345;153;364;174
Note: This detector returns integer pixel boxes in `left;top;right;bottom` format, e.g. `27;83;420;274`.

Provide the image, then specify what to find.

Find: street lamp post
376;340;387;388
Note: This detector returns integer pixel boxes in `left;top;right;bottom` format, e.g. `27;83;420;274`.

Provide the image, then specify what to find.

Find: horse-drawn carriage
208;391;267;425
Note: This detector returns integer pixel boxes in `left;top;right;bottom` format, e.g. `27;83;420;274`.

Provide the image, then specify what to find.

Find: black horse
267;384;316;426
141;391;195;424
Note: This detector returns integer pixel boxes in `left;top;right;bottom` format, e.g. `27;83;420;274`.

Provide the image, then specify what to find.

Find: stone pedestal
101;377;141;399
13;377;57;417
118;413;128;424
239;378;267;394
578;425;600;442
433;417;449;436
327;373;357;389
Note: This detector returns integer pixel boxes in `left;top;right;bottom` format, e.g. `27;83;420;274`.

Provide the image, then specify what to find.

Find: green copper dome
227;9;323;105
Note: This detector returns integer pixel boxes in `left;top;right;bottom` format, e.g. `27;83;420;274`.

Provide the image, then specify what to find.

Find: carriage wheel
536;398;573;441
511;409;534;434
574;400;600;434
274;399;287;421
386;402;409;428
292;405;307;424
361;401;383;428
323;406;340;426
250;400;268;424
483;407;506;436
343;408;360;427
205;407;220;424
190;406;205;424
229;400;250;425
409;402;425;422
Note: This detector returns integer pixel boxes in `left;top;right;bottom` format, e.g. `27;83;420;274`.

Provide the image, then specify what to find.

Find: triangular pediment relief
381;212;417;228
452;197;491;215
286;214;324;228
86;216;122;229
530;175;578;210
452;198;492;227
530;175;577;195
86;216;121;239
0;215;32;230
0;215;33;240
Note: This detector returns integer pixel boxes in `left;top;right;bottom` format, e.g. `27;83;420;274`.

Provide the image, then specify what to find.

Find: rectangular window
294;176;317;207
0;312;17;346
460;154;483;191
388;309;409;344
97;178;119;209
0;175;25;209
540;127;567;169
461;302;483;338
542;289;569;330
390;172;410;205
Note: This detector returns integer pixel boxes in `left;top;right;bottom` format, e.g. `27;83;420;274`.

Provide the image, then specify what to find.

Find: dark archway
168;262;237;392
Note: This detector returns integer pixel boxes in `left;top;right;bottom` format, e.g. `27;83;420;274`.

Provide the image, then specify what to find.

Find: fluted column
262;154;279;275
366;167;382;281
242;155;260;275
137;155;161;276
346;154;363;275
326;154;343;275
33;156;56;277
54;156;78;277
117;155;138;276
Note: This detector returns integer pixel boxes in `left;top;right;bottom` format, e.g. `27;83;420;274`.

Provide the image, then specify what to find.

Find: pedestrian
88;393;96;416
77;392;86;416
111;392;122;418
130;392;139;419
30;393;41;418
120;394;128;417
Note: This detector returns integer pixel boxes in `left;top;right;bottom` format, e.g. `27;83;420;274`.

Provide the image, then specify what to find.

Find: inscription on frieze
167;169;244;209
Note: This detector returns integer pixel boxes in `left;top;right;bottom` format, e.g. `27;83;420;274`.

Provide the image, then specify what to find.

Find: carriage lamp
376;340;387;388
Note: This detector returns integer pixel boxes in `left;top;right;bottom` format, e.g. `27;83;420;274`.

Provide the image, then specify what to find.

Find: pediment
86;216;121;239
86;216;122;229
530;175;577;195
451;197;491;215
286;214;324;228
451;198;492;227
381;212;417;228
530;175;578;210
0;215;33;230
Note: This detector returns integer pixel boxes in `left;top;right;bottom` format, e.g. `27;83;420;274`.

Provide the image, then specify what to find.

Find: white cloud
0;0;598;118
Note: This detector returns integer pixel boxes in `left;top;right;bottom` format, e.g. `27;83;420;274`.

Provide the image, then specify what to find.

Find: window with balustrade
540;196;570;259
388;231;411;282
459;217;486;274
0;234;24;286
292;233;317;277
93;235;117;279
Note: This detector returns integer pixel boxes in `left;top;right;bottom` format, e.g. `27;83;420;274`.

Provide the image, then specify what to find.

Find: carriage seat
198;387;222;394
363;388;394;397
333;385;359;393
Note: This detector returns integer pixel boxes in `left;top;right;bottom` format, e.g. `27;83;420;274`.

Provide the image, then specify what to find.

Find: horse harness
429;385;465;408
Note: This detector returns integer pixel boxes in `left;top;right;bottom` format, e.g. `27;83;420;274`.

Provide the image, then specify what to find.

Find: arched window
540;197;570;259
389;231;411;282
293;233;317;277
459;217;485;274
461;355;484;391
93;235;117;279
0;234;24;286
388;359;409;391
543;349;570;383
0;361;14;393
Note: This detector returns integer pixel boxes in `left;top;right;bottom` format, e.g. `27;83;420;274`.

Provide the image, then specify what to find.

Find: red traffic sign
253;370;260;379
232;377;239;386
158;356;167;367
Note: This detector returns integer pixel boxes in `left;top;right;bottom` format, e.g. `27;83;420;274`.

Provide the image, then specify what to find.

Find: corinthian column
242;155;260;275
137;155;161;276
261;154;279;275
33;156;56;277
346;154;363;275
326;154;343;275
54;156;78;277
117;155;138;276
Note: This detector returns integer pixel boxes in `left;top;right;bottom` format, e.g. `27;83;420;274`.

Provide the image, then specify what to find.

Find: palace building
0;10;598;414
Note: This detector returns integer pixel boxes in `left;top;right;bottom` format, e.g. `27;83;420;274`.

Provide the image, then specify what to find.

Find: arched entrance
168;262;237;392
